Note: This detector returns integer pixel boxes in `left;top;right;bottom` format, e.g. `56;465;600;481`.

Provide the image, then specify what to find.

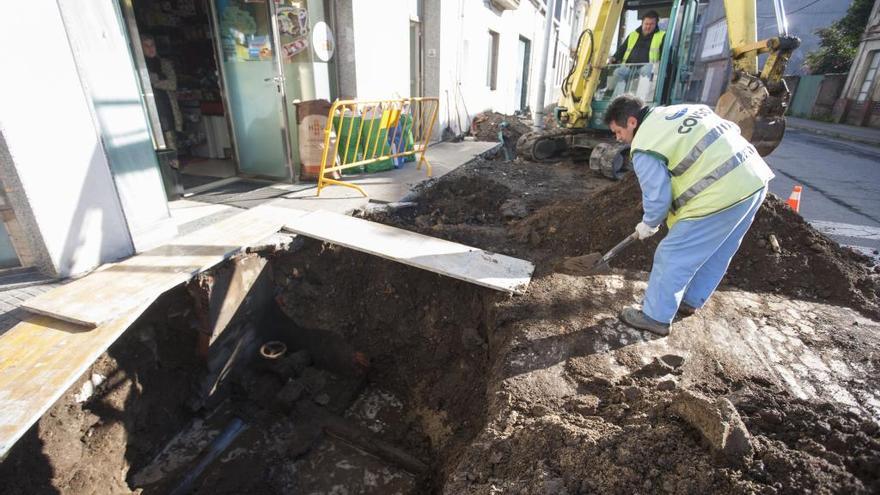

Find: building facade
832;0;880;127
0;0;580;279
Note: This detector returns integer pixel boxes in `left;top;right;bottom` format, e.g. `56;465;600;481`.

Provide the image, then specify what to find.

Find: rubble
364;159;879;493
672;390;754;464
471;111;531;160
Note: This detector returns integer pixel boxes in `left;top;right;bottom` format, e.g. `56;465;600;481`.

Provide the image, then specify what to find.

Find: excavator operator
601;10;666;98
609;10;665;65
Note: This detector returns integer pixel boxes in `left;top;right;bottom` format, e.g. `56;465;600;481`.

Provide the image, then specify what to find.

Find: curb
786;122;880;148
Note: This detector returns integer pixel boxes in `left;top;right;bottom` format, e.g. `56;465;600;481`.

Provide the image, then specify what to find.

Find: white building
0;0;581;279
338;0;582;135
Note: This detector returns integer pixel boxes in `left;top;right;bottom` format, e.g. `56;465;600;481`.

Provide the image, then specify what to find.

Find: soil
3;156;878;494
365;158;879;493
511;172;880;319
471;111;532;159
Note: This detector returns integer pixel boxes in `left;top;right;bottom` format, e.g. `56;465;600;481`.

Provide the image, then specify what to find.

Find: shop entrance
122;0;336;194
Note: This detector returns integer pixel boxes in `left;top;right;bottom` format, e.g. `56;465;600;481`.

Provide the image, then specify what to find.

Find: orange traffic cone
787;185;802;212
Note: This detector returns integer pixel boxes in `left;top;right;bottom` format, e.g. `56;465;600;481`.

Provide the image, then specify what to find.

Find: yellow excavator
517;0;800;177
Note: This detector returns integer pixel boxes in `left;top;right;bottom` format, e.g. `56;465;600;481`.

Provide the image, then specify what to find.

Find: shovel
557;232;639;275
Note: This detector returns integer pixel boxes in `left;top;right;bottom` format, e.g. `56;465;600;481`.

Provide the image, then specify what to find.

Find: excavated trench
0;238;504;494
2;156;879;494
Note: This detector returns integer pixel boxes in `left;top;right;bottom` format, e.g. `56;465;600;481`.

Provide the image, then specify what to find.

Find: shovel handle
600;232;640;264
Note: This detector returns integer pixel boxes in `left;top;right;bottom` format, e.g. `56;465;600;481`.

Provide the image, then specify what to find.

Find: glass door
212;0;293;180
273;0;336;182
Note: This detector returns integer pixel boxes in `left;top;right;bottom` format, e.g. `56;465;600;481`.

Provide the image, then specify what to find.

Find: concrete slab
21;205;308;327
169;200;238;230
283;210;534;294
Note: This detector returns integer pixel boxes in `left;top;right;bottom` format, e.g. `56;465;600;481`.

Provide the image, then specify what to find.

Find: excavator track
516;126;631;180
516;127;588;162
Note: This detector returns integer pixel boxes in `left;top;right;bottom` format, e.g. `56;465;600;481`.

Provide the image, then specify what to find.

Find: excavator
517;0;800;178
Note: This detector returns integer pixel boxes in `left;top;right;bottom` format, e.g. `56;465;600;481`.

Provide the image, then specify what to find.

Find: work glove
634;221;660;240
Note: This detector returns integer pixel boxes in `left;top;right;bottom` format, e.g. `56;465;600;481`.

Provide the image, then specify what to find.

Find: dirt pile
366;158;879;493
4;157;877;494
471;111;531;159
512;173;880;319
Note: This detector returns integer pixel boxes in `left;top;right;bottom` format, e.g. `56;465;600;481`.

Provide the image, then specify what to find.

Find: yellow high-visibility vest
622;29;666;63
631;104;774;227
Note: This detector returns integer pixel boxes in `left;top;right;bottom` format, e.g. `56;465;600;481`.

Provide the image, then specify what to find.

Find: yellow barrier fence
317;97;439;197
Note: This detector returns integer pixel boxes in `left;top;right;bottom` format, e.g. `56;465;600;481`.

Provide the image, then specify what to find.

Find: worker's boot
620;307;670;336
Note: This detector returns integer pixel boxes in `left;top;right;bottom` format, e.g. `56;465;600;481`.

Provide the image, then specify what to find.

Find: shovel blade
557;253;611;275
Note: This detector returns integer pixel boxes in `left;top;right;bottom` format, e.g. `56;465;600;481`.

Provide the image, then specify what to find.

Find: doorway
516;36;531;112
210;0;294;181
122;0;337;193
121;0;240;192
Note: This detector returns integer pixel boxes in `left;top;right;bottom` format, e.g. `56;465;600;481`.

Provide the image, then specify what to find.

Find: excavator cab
594;62;661;104
588;1;693;130
521;0;798;165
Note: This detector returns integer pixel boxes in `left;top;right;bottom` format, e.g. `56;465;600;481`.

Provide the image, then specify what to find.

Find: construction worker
600;11;666;98
603;94;774;336
610;10;665;65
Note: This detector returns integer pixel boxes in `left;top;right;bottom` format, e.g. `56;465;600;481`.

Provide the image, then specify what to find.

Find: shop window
487;30;500;90
856;51;880;102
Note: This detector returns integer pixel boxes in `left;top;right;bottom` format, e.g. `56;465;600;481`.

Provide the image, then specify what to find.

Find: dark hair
604;94;644;127
642;10;660;21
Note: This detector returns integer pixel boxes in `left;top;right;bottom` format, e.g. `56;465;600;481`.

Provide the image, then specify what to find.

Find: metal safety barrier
317;97;439;197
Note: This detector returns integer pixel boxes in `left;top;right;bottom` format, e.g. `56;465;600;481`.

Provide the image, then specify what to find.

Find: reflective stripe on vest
672;145;757;211
630;105;773;227
622;30;666;63
668;121;735;176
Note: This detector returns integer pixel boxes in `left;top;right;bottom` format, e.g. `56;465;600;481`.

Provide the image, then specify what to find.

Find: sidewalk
786;117;880;147
171;140;498;234
0;140;497;335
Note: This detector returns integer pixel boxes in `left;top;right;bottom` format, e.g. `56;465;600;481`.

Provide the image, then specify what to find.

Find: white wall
351;0;414;100
341;1;579;138
57;0;176;253
0;0;134;277
437;0;578;135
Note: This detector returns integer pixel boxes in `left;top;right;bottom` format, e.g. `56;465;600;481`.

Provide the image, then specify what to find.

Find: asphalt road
764;128;880;262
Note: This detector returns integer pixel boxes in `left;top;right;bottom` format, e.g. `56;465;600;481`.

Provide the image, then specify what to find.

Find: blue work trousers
643;187;767;324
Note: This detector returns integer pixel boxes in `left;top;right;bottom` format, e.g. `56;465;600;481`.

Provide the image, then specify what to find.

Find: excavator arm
556;0;625;129
715;0;800;156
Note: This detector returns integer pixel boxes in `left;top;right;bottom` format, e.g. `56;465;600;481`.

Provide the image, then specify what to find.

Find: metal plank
0;307;149;460
21;205;307;328
283;210;534;294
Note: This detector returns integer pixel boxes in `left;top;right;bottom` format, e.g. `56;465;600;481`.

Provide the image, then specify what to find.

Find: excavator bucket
716;71;791;157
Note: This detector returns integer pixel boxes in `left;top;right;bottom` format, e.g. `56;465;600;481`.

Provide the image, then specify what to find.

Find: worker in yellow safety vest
610;10;666;64
603;94;774;336
601;10;666;99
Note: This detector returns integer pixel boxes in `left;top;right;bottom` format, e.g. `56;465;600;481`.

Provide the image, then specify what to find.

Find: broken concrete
672;389;754;464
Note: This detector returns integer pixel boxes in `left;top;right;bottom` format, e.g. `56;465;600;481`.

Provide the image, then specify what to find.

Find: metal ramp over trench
282;210;534;295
